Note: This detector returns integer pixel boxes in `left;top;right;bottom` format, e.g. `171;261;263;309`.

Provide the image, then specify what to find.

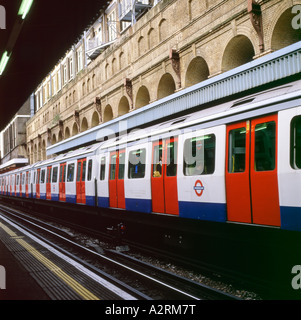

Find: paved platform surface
0;238;50;300
0;214;136;300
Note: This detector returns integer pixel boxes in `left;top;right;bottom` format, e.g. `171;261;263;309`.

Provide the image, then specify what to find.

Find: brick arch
65;127;70;139
159;18;168;42
135;85;150;109
264;1;301;51
91;111;100;128
52;133;57;144
118;96;130;116
72;122;79;136
221;35;255;72
157;73;176;100
270;7;301;51
81;117;88;132
184;56;209;88
147;28;156;49
103;104;113;122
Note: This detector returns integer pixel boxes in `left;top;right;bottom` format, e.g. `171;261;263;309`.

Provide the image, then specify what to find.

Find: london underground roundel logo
194;180;204;197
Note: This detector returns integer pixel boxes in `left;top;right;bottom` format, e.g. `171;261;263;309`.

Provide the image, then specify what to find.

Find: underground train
1;79;301;297
1;79;301;234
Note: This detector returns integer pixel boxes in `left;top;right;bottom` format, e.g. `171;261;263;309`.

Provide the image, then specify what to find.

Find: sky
0;0;106;131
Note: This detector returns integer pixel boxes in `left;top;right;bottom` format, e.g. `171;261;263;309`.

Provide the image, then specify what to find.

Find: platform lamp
0;51;11;76
18;0;34;20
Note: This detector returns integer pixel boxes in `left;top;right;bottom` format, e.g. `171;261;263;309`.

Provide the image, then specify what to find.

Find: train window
40;169;46;184
184;134;215;176
82;160;87;182
110;154;117;180
67;163;75;182
52;167;58;183
128;149;146;179
87;160;93;181
152;144;163;178
22;174;25;185
291;116;301;170
166;141;178;177
77;162;82;182
118;153;125;179
99;156;106;180
17;175;19;185
228;128;246;173
254;121;275;171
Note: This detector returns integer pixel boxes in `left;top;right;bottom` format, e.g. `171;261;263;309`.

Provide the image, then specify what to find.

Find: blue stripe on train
66;194;76;204
86;195;95;206
98;196;109;208
280;206;301;231
179;201;227;222
126;198;152;213
51;194;59;201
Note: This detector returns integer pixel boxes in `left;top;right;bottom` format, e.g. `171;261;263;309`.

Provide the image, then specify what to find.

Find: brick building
25;0;301;163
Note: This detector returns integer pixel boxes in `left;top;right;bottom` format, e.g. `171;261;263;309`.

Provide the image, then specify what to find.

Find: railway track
0;203;240;300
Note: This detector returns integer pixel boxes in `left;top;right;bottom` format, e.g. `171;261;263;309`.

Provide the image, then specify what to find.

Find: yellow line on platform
0;222;100;300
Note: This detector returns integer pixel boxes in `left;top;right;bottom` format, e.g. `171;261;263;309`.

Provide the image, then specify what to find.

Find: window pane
77;162;82;181
100;157;106;180
228;128;246;173
67;164;75;182
291;116;301;169
87;160;93;181
52;167;58;183
128;149;146;179
166;141;177;177
118;152;125;179
82;160;86;181
184;134;215;176
110;154;117;180
152;144;163;178
41;170;45;183
254;121;275;171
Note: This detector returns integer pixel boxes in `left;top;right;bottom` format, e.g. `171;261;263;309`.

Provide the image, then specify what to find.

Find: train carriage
1;77;301;297
1;80;301;231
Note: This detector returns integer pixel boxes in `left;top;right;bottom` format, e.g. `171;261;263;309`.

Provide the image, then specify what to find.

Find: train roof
32;142;103;168
101;79;301;150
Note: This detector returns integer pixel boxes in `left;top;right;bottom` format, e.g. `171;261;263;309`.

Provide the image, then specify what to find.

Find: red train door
59;163;66;201
151;137;179;215
109;150;125;209
76;158;86;204
226;115;280;226
46;166;52;200
36;169;41;199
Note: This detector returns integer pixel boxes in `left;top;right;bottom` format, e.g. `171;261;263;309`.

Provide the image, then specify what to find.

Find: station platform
0;214;136;300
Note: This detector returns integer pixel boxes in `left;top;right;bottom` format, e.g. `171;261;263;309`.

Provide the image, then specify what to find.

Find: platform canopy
47;41;301;157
